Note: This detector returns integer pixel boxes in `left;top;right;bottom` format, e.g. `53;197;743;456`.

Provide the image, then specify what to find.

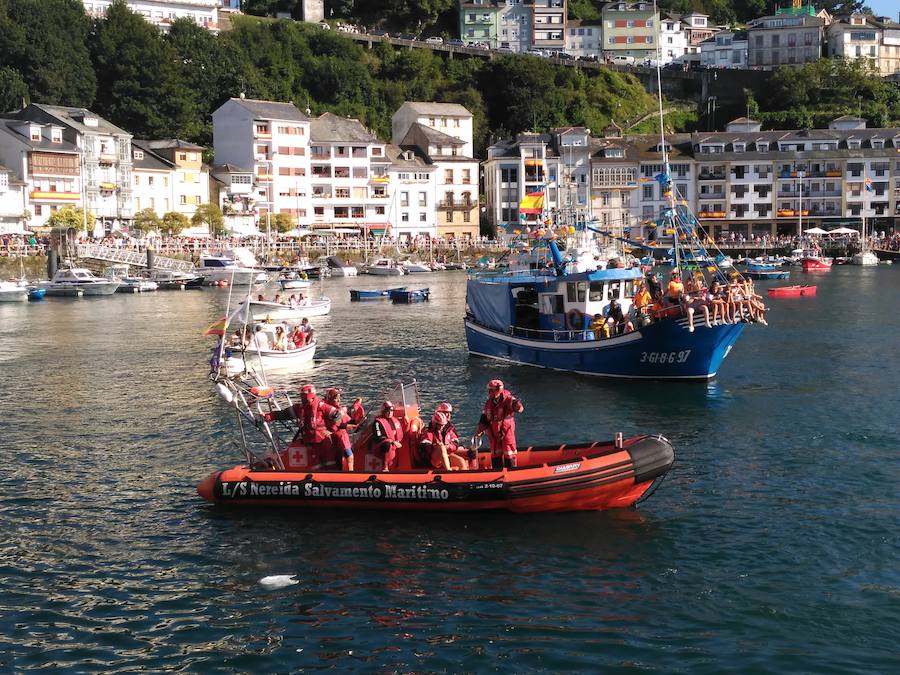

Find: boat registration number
641;350;691;364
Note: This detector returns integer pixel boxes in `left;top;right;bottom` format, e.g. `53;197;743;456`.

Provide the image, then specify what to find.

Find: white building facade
0;164;28;234
81;0;220;32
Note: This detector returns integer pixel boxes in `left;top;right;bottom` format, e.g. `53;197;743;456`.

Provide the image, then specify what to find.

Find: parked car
370;29;390;38
525;48;546;57
424;36;443;45
610;54;635;65
495;46;514;54
447;39;465;47
557;51;577;60
398;33;418;41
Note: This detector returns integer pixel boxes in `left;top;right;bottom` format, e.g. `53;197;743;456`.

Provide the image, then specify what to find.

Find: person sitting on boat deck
288;294;298;308
272;293;282;305
605;298;627;335
296;293;310;307
371;400;403;472
590;313;609;339
741;279;768;325
475;380;524;470
418;410;467;471
682;290;712;333
436;402;476;467
666;271;684;305
262;384;342;454
323;387;365;471
299;317;314;343
272;325;288;351
708;281;730;325
290;323;307;348
257;294;265;302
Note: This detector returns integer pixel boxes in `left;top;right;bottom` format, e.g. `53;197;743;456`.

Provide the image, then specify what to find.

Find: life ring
566;308;584;330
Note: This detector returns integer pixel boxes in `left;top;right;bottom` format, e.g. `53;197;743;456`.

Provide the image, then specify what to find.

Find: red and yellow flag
202;316;228;336
518;192;545;215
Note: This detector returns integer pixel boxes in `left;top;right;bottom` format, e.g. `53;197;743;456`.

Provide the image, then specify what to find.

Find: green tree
0;65;28;111
191;204;224;236
47;205;93;231
0;0;95;107
271;212;295;233
132;207;162;235
90;0;199;139
162;211;190;235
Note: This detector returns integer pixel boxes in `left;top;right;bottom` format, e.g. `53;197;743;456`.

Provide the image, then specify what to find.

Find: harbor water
1;267;898;672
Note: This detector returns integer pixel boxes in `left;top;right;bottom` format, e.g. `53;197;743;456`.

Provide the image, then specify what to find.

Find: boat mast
652;0;678;272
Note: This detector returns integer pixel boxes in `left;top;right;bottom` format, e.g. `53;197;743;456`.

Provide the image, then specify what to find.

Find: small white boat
401;260;433;273
38;268;120;296
239;297;332;322
223;337;317;376
850;251;879;266
278;275;312;290
198;248;268;285
104;265;158;293
149;268;204;290
0;280;28;302
365;258;405;276
319;256;357;277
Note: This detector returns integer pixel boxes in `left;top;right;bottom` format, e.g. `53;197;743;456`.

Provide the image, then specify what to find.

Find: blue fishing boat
28;287;46;300
746;269;790;280
390;288;430;304
349;286;406;301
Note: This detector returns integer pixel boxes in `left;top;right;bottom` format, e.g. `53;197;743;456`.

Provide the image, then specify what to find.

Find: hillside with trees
0;0;658;156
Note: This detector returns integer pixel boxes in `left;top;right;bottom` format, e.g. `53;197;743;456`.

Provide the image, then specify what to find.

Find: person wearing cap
321;388;365;470
666;271;684;305
371;400;403;471
263;384;342;463
475;380;524;469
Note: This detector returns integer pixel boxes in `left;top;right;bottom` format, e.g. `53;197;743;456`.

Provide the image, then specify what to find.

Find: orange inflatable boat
197;434;674;513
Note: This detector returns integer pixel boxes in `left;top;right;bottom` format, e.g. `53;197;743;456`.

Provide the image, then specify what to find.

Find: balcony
438;198;475;210
310;152;330;160
29;190;80;201
698;211;726;219
699;192;725;200
698;172;726;181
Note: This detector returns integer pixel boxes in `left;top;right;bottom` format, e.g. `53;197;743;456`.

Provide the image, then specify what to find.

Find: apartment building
135;140;208;217
497;1;531;51
308;112;391;233
747;12;825;68
212;97;311;227
601;1;659;61
659;16;689;64
0;164;28;234
16;104;134;230
827;13;900;76
209;164;257;235
565;21;603;59
484;117;900;240
0;117;82;228
386;145;438;240
82;0;220;32
131;143;174;217
681;12;715;50
531;0;567;53
459;1;500;47
699;30;749;68
392;102;479;239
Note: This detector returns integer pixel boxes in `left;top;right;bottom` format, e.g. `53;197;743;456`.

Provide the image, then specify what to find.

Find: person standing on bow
370;400;403;472
322;387;365;471
475;380;524;469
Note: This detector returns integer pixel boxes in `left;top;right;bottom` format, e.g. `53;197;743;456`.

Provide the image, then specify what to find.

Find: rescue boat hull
198;435;674;513
465;316;744;379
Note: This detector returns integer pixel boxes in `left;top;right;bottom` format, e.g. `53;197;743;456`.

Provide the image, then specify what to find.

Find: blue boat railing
468;316;619;343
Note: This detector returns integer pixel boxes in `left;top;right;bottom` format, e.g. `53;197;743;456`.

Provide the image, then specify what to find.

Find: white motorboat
278;274;312;290
223;336;317;376
322;255;358;277
0;280;28;302
104;265;158;293
365;258;405;276
238;297;332;322
149;268;204;290
198;248;269;285
850;251;879;266
37;268;120;296
401;260;433;273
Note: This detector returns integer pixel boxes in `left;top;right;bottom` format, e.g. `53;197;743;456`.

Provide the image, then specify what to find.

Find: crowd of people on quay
258;380;525;473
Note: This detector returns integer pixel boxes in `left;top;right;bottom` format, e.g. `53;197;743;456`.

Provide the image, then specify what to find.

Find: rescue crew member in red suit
475;379;524;469
323;387;365;471
263;384;341;466
418;410;468;470
371;400;403;472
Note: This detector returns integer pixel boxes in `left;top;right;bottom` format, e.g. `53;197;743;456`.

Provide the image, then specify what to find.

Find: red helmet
436;402;453;414
488;379;504;392
431;411;447;428
301;384;317;402
324;387;341;403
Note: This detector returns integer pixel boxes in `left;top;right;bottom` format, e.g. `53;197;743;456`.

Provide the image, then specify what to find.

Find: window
418;192;427;207
402;212;409;222
444;169;453;183
419;213;427;222
642;184;654;200
400;192;409;207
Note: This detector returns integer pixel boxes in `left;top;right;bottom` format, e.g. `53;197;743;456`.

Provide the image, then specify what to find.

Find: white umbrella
281;228;313;238
827;227;859;235
803;227;829;235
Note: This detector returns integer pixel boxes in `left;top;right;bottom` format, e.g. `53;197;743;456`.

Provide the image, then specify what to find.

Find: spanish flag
202;316;228;336
519;192;545;215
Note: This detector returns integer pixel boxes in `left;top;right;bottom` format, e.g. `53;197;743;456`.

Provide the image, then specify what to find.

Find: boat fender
215;382;234;403
566;308;584;330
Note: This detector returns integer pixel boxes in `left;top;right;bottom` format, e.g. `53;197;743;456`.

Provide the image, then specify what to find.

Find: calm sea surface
1;265;898;672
